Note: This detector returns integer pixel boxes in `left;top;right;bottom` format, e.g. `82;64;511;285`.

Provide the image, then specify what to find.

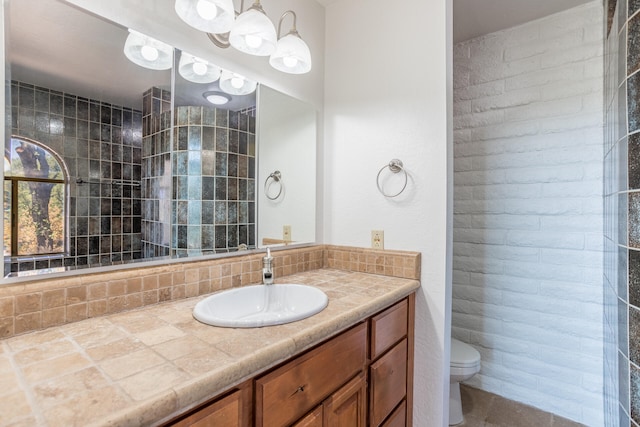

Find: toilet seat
450;338;480;368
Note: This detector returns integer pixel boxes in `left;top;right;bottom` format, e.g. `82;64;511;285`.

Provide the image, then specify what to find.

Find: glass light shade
229;7;277;56
178;52;221;83
123;29;173;70
219;70;257;95
269;33;312;74
203;91;231;105
174;0;235;33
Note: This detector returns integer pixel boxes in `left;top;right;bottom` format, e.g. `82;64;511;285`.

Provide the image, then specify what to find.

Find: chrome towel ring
265;170;283;200
376;159;408;198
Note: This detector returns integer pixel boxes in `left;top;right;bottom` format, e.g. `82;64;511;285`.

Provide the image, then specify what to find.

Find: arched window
4;137;66;256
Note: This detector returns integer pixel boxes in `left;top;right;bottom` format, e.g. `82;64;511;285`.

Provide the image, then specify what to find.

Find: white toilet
449;338;481;425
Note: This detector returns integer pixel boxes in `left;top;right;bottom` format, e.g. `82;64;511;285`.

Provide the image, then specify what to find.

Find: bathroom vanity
166;296;414;427
0;267;419;427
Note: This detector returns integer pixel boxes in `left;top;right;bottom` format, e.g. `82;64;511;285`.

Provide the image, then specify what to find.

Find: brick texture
452;2;604;426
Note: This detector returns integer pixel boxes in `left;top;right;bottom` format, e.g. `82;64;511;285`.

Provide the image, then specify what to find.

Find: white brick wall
452;2;604;425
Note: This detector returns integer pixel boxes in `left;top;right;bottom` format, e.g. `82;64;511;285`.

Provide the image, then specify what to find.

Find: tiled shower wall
603;0;640;426
141;87;172;258
8;81;143;274
171;105;256;255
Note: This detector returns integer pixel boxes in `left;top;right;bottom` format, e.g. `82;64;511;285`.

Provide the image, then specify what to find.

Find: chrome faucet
262;247;274;285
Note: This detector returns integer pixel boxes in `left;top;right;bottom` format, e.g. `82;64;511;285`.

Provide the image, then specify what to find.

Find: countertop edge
104;280;420;426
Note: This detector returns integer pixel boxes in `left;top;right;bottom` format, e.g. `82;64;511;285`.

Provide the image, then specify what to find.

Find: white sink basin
193;284;329;328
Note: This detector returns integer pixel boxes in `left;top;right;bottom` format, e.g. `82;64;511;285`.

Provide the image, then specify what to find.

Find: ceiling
11;0;597;109
453;0;595;43
316;0;596;44
10;0;255;111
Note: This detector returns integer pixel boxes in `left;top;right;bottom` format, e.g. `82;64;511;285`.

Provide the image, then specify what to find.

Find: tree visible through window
4;137;66;256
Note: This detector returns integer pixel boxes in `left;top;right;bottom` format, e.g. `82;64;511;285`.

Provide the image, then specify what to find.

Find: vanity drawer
369;338;408;427
255;322;367;427
381;400;407;427
370;298;408;359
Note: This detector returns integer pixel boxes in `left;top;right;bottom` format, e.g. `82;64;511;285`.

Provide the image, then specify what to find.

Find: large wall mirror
3;0;317;279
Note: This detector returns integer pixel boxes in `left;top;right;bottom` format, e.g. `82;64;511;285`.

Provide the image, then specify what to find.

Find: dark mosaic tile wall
141;88;172;258
604;0;640;425
171;105;256;256
7;81;143;275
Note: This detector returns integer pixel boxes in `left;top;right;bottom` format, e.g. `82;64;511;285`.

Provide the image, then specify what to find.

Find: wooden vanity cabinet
369;297;413;427
167;380;252;427
255;322;367;427
165;293;415;427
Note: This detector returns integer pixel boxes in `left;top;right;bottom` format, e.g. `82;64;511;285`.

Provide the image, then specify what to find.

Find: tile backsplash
0;245;420;339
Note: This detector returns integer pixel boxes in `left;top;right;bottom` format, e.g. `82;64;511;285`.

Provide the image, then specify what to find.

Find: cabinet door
292;406;323;427
369;339;408;427
256;323;367;427
169;381;252;427
371;299;408;359
323;372;366;427
381;400;406;427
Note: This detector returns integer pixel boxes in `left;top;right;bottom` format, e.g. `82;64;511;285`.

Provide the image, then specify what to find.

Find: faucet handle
266;247;272;259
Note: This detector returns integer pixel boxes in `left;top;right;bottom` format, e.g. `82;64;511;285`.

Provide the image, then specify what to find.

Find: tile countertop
0;268;420;427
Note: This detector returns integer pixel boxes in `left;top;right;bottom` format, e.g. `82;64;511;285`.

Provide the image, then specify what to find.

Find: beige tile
0;354;12;374
99;348;165;380
71;323;125;348
127;277;142;293
87;283;107;300
22;352;92;384
117;363;191;401
173;348;234;376
5;328;66;352
108;280;127;297
15;312;43;336
15;293;42;314
42;307;66;328
87;299;108;318
85;337;145;362
32;367;110;408
134;325;185;346
3;416;38;427
145;275;161;290
66;303;87;322
0;367;21;397
14;338;76;366
0;391;34;426
0;316;15;338
42;289;65;309
66;286;87;304
109;311;162;333
152;335;210;360
41;386;130;427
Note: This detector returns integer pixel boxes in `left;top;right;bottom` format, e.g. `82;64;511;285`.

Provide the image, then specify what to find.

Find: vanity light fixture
228;0;277;56
123;29;173;70
219;70;257;95
174;0;311;73
174;0;235;33
178;52;222;83
269;11;311;74
203;91;231;105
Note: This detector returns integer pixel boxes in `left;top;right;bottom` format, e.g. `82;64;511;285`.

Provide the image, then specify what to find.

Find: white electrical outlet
283;225;292;241
371;230;384;249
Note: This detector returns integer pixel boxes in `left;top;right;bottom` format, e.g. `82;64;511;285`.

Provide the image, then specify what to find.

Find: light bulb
140;45;159;61
196;0;218;20
192;62;208;75
244;34;263;49
231;75;244;89
283;56;298;68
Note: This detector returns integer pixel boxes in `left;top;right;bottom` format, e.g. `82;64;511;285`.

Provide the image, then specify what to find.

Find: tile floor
457;385;585;427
